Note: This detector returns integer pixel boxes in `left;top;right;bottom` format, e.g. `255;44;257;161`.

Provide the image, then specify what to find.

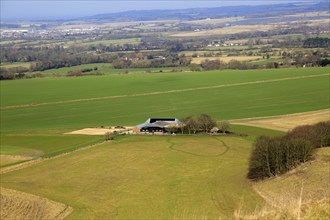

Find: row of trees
112;55;191;69
190;59;260;71
165;114;230;134
248;121;330;180
303;37;330;48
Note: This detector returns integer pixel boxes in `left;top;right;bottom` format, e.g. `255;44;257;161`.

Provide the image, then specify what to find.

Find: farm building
133;118;181;133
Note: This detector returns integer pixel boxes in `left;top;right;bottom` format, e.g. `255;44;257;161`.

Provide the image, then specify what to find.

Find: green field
0;130;102;159
35;63;187;77
0;135;265;219
0;67;327;165
1;67;328;131
75;38;141;46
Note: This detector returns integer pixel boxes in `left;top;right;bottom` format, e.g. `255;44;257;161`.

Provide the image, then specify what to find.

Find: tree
182;116;198;134
197;114;216;133
218;121;230;134
104;132;112;141
166;124;179;134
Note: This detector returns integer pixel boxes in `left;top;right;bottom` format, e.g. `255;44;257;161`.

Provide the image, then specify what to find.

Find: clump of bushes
248;121;330;180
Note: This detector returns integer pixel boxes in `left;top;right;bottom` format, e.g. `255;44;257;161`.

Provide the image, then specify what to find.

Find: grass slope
0;135;264;219
0;131;102;166
236;147;330;219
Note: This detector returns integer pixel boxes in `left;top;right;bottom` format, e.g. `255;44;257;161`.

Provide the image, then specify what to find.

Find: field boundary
0;140;106;175
1;73;328;110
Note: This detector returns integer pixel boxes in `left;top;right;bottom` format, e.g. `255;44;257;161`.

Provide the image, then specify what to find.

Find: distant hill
81;1;328;22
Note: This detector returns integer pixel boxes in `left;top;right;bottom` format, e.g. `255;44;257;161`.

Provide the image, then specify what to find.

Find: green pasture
0;135;265;219
0;130;102;165
229;124;285;140
1;67;328;107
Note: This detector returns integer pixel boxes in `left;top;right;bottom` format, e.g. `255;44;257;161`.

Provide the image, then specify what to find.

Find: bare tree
218;121;230;134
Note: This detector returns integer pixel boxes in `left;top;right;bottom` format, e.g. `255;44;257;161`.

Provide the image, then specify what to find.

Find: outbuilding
133;118;181;133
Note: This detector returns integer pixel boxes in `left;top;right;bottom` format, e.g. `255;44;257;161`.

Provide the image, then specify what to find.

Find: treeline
190;59;259;71
248;121;330;180
189;56;329;72
165;114;230;134
303;37;330;48
112;54;191;69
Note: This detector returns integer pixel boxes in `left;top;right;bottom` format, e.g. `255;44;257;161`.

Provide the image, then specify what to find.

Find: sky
1;0;313;21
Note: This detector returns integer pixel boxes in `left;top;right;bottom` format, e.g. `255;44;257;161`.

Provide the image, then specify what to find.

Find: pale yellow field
172;24;274;37
182;17;244;25
191;56;262;64
0;155;30;167
0;62;34;69
0;187;72;220
234;109;330;131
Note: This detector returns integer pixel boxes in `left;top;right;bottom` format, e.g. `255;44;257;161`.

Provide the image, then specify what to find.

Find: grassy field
0;40;27;45
72;38;141;46
35;63;187;77
0;129;102;167
0;135;265;219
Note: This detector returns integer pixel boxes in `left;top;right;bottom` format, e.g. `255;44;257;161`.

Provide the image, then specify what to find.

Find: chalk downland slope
235;147;330;219
0;187;73;220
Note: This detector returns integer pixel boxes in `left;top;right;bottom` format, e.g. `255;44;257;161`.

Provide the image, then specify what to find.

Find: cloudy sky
1;0;312;21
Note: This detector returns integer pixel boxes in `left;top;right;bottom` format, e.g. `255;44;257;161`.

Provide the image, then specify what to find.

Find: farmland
1;1;329;219
33;63;187;77
191;56;263;64
1;68;328;130
0;67;328;167
0;136;265;219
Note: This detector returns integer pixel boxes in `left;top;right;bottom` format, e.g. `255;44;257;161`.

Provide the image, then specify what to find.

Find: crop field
1;67;328;130
0;135;265;219
172;24;273;37
191;56;263;64
234;109;330;131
